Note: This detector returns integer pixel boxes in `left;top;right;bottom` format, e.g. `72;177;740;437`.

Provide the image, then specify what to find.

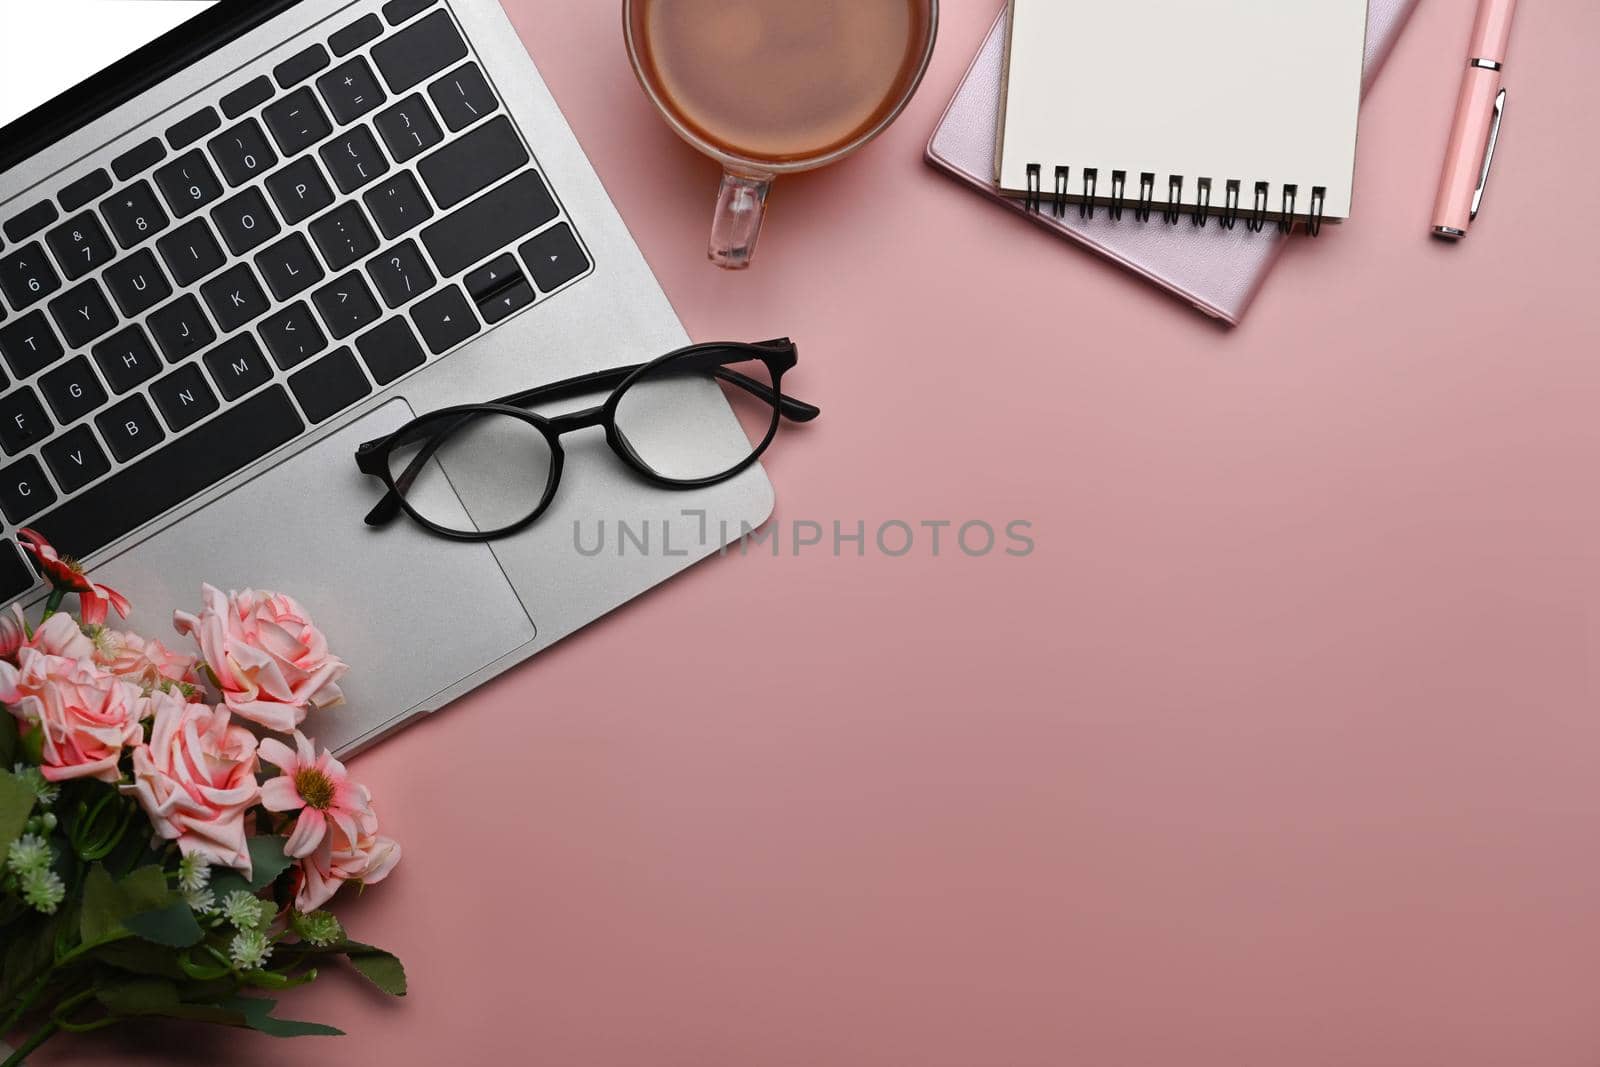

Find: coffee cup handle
709;169;772;270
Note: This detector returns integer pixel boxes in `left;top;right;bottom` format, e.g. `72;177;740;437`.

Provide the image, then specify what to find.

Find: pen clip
1470;88;1507;221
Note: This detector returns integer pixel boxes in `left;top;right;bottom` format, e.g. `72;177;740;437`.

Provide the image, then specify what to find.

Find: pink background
53;0;1600;1064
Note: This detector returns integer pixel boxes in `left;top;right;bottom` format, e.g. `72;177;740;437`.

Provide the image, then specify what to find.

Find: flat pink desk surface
55;2;1600;1064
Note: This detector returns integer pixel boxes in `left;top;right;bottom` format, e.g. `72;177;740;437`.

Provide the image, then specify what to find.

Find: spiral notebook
929;0;1417;322
996;0;1371;230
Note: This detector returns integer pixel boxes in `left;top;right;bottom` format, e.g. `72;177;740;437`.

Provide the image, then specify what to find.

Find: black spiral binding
1019;163;1329;236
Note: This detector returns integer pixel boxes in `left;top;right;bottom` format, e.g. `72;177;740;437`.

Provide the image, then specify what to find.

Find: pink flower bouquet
0;530;402;1065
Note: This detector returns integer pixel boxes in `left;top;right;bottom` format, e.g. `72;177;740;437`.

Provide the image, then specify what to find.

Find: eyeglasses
354;337;819;542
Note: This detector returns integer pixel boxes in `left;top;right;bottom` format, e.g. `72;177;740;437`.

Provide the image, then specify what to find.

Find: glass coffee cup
624;0;938;269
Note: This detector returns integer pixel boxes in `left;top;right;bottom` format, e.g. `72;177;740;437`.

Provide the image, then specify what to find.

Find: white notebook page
997;0;1370;219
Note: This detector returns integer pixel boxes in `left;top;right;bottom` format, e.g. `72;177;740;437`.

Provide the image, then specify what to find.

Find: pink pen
1432;0;1518;238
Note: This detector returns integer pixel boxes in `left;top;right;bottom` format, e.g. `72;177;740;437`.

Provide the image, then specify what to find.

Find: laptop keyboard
0;0;592;601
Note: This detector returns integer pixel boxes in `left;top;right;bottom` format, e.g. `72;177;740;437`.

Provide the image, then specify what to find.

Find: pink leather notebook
926;0;1419;324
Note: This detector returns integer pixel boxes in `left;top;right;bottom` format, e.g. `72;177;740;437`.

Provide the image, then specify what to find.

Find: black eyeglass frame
354;337;818;543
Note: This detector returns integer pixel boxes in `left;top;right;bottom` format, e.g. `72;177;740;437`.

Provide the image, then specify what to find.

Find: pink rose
122;692;260;876
0;605;27;660
295;824;401;913
96;629;200;695
174;584;348;733
26;611;95;660
0;648;142;783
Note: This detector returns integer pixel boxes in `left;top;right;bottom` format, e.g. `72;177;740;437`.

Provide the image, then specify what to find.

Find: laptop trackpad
86;399;536;755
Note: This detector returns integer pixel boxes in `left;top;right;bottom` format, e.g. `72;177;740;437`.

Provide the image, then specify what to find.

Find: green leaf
223;995;344;1037
245;836;292;891
123;899;204;947
344;944;407;996
92;937;189;979
19;725;42;765
0;768;33;854
79;863;180;946
79;864;122;945
0;709;18;768
95;977;180;1016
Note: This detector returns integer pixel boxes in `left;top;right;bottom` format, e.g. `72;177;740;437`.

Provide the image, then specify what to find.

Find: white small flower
21;868;65;914
228;928;273;970
6;834;51;878
177;854;211;894
221;889;273;931
185;885;217;915
11;764;58;809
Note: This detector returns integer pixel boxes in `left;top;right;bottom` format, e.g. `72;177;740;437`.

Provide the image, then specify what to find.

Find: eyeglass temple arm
361;412;477;527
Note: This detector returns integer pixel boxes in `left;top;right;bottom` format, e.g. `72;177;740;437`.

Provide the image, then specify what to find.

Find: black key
4;201;59;244
221;76;274;119
154;150;225;217
147;294;217;364
331;13;384;56
364;171;433;239
355;317;425;385
0;312;64;378
411;285;478;354
38;386;300;558
44;213;115;281
265;156;336;224
58;170;111;213
41;426;111;495
521;223;589;295
208;120;277;187
150;363;221;432
91;325;162;394
96;394;164;462
383;0;437;25
464;253;521;301
0;388;51;454
48;280;117;349
320;126;389;193
0;540;35;602
201;264;271;334
289;347;371;424
102;249;173;318
308;203;378;271
0;456;56;524
477;277;534;325
275;43;331;89
39;357;108;424
374;94;443;163
0;243;62;310
157;218;227;286
101;181;170;248
422;170;558;276
166;106;222;149
428;63;497;131
212;187;281;254
204;335;272;400
312;272;381;339
417;115;528;209
112;138;166;182
260;301;329;370
263;88;332;157
318;57;387;124
366;240;435;308
255;233;325;301
197;263;266;340
372;10;468;93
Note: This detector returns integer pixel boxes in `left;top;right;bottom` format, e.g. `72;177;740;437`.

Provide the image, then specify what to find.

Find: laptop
0;0;773;754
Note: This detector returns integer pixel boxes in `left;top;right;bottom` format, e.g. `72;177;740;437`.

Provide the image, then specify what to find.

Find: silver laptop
0;0;773;754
